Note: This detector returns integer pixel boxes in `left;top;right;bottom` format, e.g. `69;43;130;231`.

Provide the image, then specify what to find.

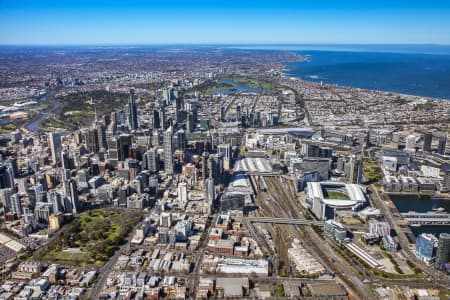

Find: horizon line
1;42;450;47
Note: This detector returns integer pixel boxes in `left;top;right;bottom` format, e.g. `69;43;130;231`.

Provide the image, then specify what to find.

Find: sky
1;0;450;45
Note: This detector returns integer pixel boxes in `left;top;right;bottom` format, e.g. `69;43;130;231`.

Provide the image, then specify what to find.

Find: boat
432;207;445;212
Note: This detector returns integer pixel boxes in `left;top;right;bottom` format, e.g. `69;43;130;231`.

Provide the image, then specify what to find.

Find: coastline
279;65;450;103
279;50;450;101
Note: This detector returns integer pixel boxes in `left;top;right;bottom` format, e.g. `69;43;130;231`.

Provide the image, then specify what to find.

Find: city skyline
1;0;450;45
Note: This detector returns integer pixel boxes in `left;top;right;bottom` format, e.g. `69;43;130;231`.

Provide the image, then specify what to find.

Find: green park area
186;80;235;94
363;159;382;183
37;209;142;267
228;75;281;92
40;90;129;130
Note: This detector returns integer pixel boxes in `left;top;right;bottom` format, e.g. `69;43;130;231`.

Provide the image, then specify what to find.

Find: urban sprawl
0;46;449;299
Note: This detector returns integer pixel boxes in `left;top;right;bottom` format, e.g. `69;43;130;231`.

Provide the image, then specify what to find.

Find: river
26;90;59;132
389;194;450;237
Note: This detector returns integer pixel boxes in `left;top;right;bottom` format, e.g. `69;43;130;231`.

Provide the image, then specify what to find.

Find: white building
381;156;397;172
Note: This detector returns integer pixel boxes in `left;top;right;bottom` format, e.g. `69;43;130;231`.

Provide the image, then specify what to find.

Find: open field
324;190;351;200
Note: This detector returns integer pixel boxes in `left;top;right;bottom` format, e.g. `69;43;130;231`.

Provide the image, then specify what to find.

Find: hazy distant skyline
1;0;450;45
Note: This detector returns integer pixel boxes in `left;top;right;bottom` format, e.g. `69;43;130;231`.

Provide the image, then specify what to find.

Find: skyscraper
405;134;416;152
152;130;160;147
47;190;64;214
416;233;438;264
153;109;161;129
176;129;186;151
64;179;80;214
144;148;159;173
423;132;433;152
438;134;447;155
435;233;450;270
0;188;12;212
202;152;209;181
236;103;241;122
220;106;226;121
128;88;138;130
0;165;14;189
49;132;64;165
96;123;108;150
107;137;120;167
10;193;21;216
163;126;174;175
205;177;215;208
61;149;71;170
177;181;188;206
86;128;99;153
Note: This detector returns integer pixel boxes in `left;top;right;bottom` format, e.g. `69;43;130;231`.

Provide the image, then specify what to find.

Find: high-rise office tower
164;87;173;105
119;134;132;160
10;193;21;216
0;165;14;189
107;137;120;167
160;109;167;130
163;127;174;175
152;130;160;147
438;134;447;155
49;132;64;165
0;188;12;212
177;181;188;206
416;233;438;264
128;88;138;130
61;149;71;170
86;128;99;153
96;123;108;150
218;144;232;170
202;152;209;181
236;103;241;122
220;106;226;121
186;112;194;133
144;148;159;173
153;109;161;129
204;177;215;207
218;144;232;161
405;134;416;152
423;132;433;152
435;233;450;270
68;179;80;214
175;97;184;123
176;129;186;151
208;153;224;184
47;190;64;214
160;212;172;228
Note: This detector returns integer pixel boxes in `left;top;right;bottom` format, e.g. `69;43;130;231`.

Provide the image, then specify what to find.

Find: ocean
282;48;450;100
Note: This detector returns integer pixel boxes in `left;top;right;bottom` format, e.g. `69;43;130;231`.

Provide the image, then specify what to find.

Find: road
87;219;144;299
369;185;450;290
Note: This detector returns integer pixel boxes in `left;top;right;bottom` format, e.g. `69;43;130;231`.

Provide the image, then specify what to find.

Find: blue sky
1;0;450;45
